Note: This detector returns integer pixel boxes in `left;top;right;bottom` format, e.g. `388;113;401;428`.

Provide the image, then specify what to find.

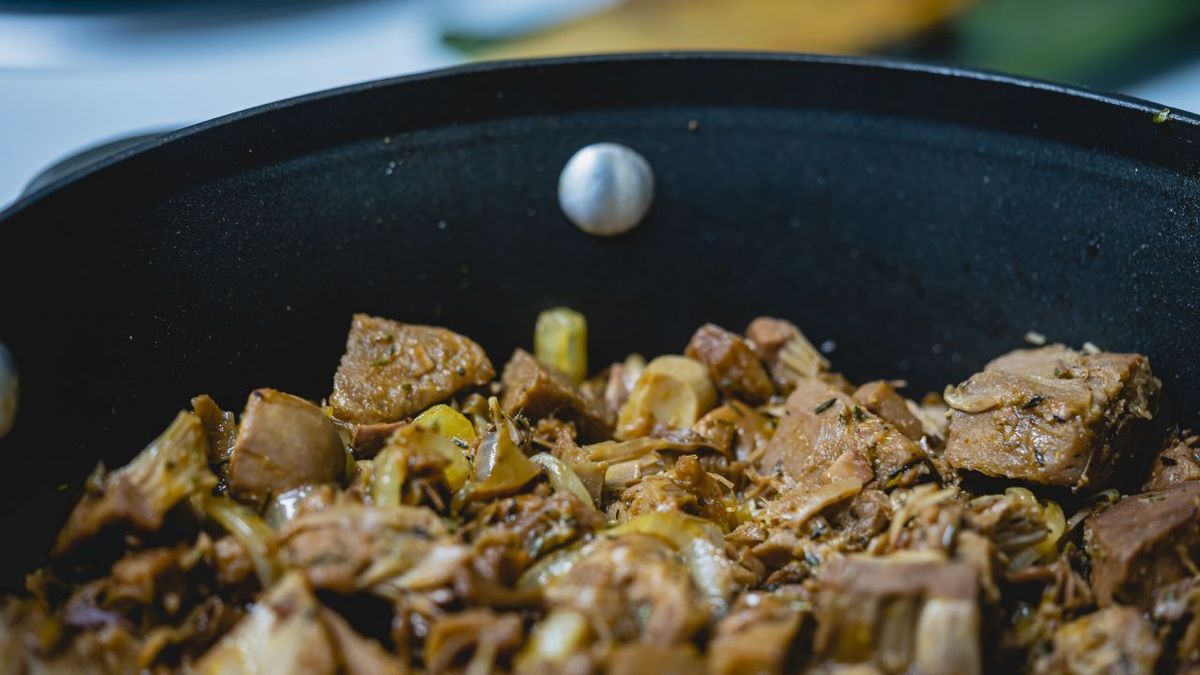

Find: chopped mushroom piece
745;316;829;392
1033;606;1160;675
542;533;708;644
814;552;982;675
1084;482;1200;608
944;345;1160;491
331;314;494;424
54;412;216;557
278;503;448;595
191;394;237;465
227;389;346;500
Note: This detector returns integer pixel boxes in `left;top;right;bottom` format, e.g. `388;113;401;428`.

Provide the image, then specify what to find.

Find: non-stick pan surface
2;53;1199;586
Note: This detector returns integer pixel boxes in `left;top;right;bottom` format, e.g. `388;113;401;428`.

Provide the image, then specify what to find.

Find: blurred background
2;0;1199;207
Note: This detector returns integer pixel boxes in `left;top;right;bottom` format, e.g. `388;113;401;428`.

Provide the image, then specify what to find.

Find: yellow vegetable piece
413;404;477;446
371;445;408;509
608;511;747;613
530;453;596;509
534;307;588;384
373;424;472;505
616;367;713;440
515;610;592;670
198;494;278;587
469;397;542;500
644;355;717;411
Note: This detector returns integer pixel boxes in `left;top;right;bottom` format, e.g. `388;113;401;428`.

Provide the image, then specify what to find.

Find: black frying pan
2;53;1199;587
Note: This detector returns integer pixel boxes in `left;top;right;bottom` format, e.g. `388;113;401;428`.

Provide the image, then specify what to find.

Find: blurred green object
948;0;1200;88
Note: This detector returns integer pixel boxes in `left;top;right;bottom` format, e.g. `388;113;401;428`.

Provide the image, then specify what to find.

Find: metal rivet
0;343;16;439
558;142;654;236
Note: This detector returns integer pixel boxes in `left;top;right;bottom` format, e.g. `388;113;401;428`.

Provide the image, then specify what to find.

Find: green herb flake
370;358;393;368
852;406;867;422
814;398;837;414
1154;108;1171;124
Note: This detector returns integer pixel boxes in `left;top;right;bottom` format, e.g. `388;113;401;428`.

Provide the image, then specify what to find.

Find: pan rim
3;50;1198;222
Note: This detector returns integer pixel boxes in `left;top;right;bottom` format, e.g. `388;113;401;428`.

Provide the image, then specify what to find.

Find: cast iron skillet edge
4;51;1199;221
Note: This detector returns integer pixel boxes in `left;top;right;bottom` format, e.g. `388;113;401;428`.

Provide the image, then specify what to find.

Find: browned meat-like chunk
500;349;612;440
1084;482;1200;608
604;643;706;675
350;421;405;459
278;503;451;594
1032;606;1161;675
853;381;923;441
943;345;1160;491
758;379;925;489
226;389;346;500
330;314;494;424
814;552;982;675
684;323;774;403
542;534;708;644
710;591;808;675
745;316;829;392
1144;432;1200;491
54;412;216;557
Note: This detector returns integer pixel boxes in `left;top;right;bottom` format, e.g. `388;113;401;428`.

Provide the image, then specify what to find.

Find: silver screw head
0;343;16;439
558;142;654;236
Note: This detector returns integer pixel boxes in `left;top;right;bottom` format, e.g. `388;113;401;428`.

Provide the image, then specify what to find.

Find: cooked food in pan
1;309;1191;674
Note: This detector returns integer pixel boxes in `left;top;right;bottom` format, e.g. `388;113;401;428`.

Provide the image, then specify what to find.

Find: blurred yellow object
478;0;971;59
413;404;477;446
534;307;588;384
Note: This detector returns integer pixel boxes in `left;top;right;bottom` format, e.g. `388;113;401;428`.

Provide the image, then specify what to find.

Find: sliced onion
371;445;408;508
515;610;592;669
413;404;477;447
469;398;542;500
609;511;747;615
517;541;593;590
199;494;277;587
530;453;596;509
263;485;322;530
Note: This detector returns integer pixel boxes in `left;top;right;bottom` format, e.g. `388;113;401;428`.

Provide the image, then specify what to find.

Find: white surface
0;1;466;206
1126;59;1200;117
2;1;1199;208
